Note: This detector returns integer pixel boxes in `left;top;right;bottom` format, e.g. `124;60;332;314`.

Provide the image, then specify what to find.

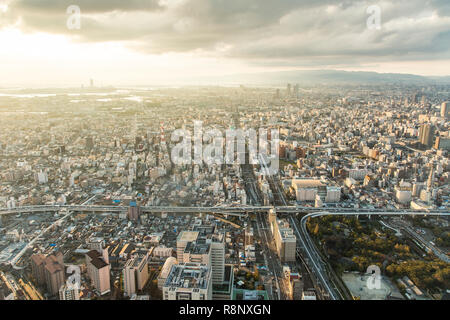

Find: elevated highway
1;205;448;217
291;210;450;300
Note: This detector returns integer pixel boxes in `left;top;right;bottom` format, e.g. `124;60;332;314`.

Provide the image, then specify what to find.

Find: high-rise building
441;101;449;119
31;252;65;296
419;124;435;149
209;235;225;285
123;251;150;297
268;209;296;262
44;259;65;296
31;254;46;285
85;250;111;295
434;136;450;151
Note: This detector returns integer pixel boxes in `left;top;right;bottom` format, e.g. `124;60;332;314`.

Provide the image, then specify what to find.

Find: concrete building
157;257;177;289
44;257;65;296
435;136;450;151
85;250;111;295
31;254;47;286
59;283;80;300
162;263;212;300
292;178;340;203
209;237;225;285
123;252;150;297
292;179;323;201
31;252;65;296
176;231;199;260
269;210;296;262
419;124;435;149
395;186;412;204
182;241;210;265
348;169;371;180
325;186;341;202
153;246;173;258
441;101;449;119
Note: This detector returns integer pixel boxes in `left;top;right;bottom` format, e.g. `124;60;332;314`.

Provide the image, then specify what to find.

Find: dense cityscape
0;1;449;314
0;84;448;301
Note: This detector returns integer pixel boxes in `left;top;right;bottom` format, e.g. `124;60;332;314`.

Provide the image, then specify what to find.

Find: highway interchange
1;203;448;299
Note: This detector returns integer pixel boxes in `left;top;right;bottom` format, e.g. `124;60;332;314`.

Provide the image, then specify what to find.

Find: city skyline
0;0;449;306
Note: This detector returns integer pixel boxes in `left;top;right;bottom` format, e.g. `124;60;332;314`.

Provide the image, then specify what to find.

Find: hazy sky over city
1;0;450;86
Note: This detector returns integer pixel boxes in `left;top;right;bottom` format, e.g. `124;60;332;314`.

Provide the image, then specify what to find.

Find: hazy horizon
1;0;450;87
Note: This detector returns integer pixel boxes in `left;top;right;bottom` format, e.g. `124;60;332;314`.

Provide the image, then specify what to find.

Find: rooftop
164;263;210;290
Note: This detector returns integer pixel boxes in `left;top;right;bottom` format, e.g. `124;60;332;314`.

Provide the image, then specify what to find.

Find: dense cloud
2;0;450;66
10;0;165;13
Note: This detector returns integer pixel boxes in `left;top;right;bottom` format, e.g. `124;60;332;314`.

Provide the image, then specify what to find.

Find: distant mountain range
205;69;450;86
1;70;449;90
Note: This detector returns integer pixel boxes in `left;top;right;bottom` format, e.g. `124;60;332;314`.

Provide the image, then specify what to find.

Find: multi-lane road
255;211;291;300
1;204;448;216
291;210;450;300
9;195;98;270
387;218;450;263
1;202;448;299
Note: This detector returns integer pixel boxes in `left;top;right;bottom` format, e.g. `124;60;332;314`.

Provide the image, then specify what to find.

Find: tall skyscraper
441;101;449;119
209;236;225;285
419;124;435;149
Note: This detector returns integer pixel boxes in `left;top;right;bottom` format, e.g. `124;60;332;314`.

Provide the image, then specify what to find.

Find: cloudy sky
1;0;450;86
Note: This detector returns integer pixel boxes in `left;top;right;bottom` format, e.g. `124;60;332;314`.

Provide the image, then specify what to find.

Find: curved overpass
291;210;450;300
